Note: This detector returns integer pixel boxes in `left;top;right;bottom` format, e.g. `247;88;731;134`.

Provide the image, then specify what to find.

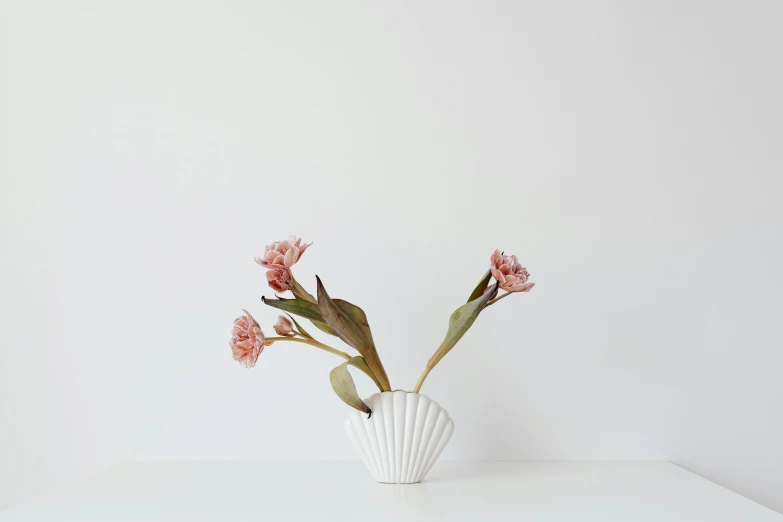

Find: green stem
266;336;351;360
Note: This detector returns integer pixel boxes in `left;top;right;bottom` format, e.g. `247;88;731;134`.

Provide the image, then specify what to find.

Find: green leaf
261;296;337;336
330;358;372;416
428;281;499;368
316;276;391;391
285;313;315;341
262;296;321;320
467;269;493;303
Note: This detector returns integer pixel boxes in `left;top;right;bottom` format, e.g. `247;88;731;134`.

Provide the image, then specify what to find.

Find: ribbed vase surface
344;391;455;484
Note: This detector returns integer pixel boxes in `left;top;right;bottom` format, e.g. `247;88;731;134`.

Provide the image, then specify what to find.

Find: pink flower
266;268;292;292
230;310;266;368
490;250;535;293
273;315;294;336
255;236;312;269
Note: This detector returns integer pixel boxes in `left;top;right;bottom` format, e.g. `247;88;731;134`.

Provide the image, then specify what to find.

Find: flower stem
413;364;433;394
485;291;512;307
266;336;351;360
414;289;510;393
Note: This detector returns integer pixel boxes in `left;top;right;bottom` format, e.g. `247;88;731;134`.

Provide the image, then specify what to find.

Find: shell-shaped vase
344;391;455;483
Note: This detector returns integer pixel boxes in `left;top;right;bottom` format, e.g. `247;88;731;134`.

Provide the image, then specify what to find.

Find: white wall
2;0;782;514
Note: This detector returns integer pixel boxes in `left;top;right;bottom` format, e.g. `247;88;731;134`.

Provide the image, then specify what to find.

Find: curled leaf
467;269;493;303
330;358;372;417
346;355;384;392
316;276;391;391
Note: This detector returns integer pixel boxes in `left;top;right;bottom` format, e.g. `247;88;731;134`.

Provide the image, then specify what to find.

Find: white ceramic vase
344;390;455;484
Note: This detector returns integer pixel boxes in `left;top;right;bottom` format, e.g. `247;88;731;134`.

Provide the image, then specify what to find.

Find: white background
2;0;782;514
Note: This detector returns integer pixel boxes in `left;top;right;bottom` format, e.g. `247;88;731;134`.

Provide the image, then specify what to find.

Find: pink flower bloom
230;310;266;368
273;315;294;336
266;268;292;292
490;250;535;293
255;236;312;269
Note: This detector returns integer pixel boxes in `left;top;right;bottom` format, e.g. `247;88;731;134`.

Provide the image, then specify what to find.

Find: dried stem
266;336;351;360
413;363;433;394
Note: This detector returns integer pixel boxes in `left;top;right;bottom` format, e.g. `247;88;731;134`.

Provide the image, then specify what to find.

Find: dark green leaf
316;276;391;391
330;358;372;416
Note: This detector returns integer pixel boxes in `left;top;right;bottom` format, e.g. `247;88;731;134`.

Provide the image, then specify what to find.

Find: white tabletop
1;461;780;521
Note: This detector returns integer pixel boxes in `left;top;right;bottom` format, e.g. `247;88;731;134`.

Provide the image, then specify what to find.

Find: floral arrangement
230;236;534;416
